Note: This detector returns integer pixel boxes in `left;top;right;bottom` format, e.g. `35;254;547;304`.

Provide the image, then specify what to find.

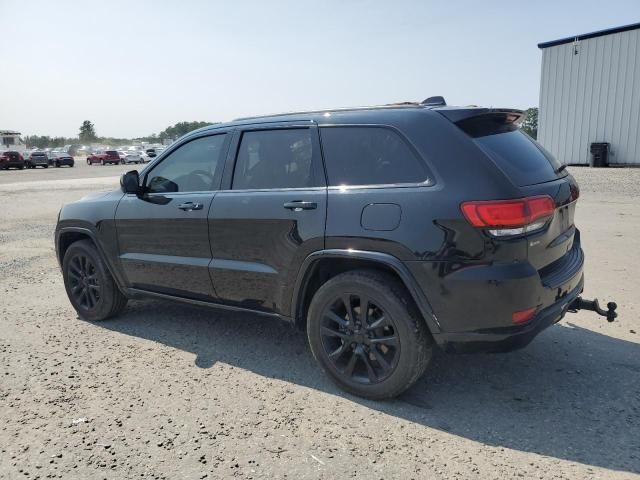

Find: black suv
55;100;596;398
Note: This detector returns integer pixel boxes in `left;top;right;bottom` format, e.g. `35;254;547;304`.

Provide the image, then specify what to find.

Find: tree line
24;120;217;149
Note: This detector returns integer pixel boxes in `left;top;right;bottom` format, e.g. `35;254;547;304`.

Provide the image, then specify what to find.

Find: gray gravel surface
0;162;638;479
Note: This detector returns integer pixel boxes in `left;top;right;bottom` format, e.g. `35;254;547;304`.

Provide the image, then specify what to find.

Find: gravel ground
0;162;638;479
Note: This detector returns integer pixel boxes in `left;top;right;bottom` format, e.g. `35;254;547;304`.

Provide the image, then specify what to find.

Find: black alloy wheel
307;270;433;399
320;293;399;385
62;240;128;321
66;253;101;310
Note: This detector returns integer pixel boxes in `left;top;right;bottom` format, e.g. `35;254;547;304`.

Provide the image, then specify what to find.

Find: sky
1;0;639;139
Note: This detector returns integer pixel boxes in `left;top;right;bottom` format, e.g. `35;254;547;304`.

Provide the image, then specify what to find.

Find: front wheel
307;270;433;399
100;159;105;166
62;240;128;321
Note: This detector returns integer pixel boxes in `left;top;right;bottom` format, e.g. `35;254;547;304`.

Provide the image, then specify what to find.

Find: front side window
146;134;227;193
232;129;316;190
320;126;430;186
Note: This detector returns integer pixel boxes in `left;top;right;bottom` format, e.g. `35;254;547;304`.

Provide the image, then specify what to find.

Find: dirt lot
1;160;638;479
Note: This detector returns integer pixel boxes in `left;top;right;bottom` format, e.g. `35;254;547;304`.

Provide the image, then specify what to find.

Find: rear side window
458;116;563;186
106;150;118;155
232;129;317;189
320;126;430;186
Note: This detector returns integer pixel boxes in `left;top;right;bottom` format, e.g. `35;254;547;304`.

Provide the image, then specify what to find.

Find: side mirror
120;170;140;194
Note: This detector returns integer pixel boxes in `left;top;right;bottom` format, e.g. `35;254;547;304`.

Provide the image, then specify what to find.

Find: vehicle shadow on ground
97;300;640;474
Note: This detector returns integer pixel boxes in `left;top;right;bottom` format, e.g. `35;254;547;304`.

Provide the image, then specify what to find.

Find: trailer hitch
568;297;617;322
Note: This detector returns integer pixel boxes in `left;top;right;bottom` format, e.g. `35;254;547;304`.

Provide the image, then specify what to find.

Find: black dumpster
590;142;609;167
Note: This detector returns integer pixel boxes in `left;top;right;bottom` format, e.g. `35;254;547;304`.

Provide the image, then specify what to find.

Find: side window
320;126;431;186
146;134;227;193
232;129;316;190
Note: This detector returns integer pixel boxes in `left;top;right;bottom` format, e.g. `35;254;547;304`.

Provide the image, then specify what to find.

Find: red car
0;151;25;170
87;150;120;166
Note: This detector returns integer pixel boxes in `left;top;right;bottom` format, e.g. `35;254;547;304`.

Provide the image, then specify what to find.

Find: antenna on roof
421;96;446;106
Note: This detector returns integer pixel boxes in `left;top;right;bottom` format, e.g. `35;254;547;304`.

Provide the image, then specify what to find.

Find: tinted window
320;127;430;186
233;129;316;189
147;134;226;193
105;150;118;155
458;117;563;186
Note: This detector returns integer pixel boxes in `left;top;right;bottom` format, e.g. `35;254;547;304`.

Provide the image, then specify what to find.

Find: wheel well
57;231;94;264
295;258;418;330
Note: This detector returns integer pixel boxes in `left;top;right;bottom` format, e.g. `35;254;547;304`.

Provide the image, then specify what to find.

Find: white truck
0;130;28;154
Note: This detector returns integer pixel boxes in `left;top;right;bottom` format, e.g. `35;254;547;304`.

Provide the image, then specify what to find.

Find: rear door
208;123;327;315
115;132;230;299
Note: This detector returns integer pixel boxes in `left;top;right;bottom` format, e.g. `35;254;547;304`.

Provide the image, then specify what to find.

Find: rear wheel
307;270;433;399
55;162;60;168
62;240;128;321
86;159;91;165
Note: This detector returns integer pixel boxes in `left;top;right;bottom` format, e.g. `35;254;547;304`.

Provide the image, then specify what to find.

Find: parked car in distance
55;98;613;399
118;150;144;164
49;152;75;168
145;147;165;158
0;151;25;169
139;151;154;163
25;151;50;168
87;150;121;166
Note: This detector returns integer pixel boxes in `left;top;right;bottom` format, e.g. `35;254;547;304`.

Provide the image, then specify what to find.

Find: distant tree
521;107;538;139
79;120;97;142
159;121;217;141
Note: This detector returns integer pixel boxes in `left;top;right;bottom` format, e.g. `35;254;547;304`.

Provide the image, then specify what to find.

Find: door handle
177;202;203;211
283;201;317;211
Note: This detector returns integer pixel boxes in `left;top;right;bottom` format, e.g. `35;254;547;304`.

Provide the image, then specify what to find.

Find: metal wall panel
538;28;640;165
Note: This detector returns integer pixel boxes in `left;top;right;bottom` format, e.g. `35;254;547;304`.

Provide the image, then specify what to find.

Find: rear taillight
461;195;555;237
512;306;538;324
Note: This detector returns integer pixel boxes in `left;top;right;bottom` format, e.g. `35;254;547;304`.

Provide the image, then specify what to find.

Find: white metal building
538;23;640;166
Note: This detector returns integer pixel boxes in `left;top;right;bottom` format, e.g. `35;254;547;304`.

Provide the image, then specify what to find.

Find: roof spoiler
421;96;446;106
437;108;526;125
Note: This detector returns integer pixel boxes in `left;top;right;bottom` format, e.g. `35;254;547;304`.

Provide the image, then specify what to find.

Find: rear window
458;116;563;186
320;126;430;186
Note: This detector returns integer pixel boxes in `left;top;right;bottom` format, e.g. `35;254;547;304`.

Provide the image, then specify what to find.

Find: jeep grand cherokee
55;98;615;398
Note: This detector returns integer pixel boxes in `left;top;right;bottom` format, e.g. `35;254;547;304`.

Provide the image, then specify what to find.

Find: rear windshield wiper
556;164;567;174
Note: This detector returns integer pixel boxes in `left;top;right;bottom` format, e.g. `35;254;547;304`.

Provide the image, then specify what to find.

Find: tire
55;162;60;168
307;270;433;399
44;165;48;168
87;159;91;165
62;240;128;321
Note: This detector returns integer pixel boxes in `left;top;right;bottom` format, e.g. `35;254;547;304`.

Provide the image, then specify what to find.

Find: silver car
120;151;144;164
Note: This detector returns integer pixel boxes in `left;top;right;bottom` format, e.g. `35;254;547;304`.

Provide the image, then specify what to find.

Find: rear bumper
55;159;74;166
1;161;24;168
435;275;583;352
406;240;585;353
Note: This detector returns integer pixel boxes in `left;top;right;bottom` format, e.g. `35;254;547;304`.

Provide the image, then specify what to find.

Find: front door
209;125;327;315
115;132;230;300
